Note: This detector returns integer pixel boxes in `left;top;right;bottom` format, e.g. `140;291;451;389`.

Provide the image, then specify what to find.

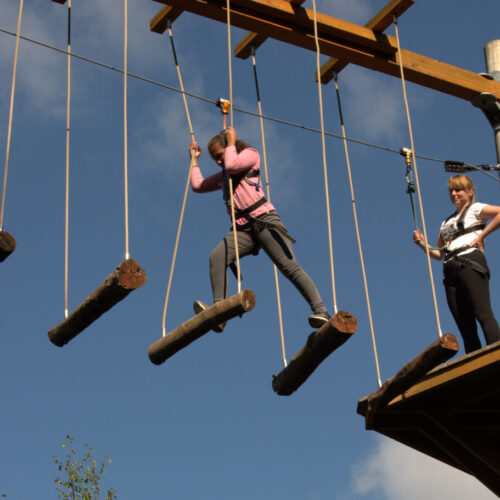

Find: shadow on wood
148;289;256;365
272;311;357;396
357;340;500;497
358;334;459;427
48;259;146;347
0;231;16;262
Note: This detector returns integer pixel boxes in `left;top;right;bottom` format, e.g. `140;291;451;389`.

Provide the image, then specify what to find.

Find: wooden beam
357;334;459;428
153;0;500;101
272;311;357;396
48;259;147;347
0;231;16;262
148;289;256;365
234;0;306;59
317;0;414;84
150;5;184;34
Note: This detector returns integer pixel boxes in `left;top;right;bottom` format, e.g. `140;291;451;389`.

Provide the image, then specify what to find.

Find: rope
251;46;287;368
0;0;23;232
123;0;130;260
225;0;241;293
2;26;499;184
333;74;382;388
394;16;443;338
312;0;338;314
64;0;72;318
161;22;196;335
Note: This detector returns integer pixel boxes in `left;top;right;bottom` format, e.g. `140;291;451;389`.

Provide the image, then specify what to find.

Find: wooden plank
48;259;147;347
272;311;357;396
0;231;16;262
150;5;184;34
153;0;500;100
148;289;256;365
317;0;414;83
357;334;459;424
234;0;306;59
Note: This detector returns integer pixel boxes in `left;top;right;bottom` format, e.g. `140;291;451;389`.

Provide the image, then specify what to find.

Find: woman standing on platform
413;174;500;353
188;126;329;332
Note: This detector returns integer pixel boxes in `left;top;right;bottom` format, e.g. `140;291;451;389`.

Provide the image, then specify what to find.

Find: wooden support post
48;259;147;347
317;0;414;84
357;333;459;429
272;311;357;396
148;289;256;365
150;5;184;34
0;231;16;262
483;40;500;165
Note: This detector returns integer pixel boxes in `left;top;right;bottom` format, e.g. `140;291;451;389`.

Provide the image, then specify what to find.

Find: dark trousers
209;211;326;314
443;250;500;353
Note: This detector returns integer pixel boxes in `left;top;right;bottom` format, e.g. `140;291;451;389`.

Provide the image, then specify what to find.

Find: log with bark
272;311;357;396
48;259;146;347
148;289;256;365
0;231;16;262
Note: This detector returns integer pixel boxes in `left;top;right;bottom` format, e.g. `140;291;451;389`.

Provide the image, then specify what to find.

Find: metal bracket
471;92;500;133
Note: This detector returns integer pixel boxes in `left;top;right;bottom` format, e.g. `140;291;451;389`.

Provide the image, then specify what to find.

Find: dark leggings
209;211;327;314
443;250;500;353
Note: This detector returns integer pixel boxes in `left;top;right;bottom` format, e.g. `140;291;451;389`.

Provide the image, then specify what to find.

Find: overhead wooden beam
234;0;306;59
317;0;415;84
150;5;184;34
152;0;500;101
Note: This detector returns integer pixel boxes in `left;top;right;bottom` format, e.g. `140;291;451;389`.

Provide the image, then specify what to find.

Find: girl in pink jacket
189;127;329;332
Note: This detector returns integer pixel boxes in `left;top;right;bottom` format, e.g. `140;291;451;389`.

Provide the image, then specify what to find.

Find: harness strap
234;196;267;219
444;248;490;279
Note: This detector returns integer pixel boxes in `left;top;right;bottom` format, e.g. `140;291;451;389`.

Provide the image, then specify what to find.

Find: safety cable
394;16;443;338
333;74;382;388
225;0;242;294
251;46;287;368
312;0;338;315
0;0;23;232
64;0;71;318
1;26;498;183
123;0;130;260
161;21;197;336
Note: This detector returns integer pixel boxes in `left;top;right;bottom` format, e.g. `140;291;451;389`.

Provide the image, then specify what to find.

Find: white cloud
349;437;497;500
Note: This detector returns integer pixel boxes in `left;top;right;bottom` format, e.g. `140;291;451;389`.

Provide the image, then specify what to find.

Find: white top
440;202;486;255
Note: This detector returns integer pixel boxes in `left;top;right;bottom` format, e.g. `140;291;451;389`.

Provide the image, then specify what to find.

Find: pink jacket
190;145;275;225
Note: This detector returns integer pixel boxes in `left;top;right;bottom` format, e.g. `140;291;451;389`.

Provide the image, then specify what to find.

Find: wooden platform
358;341;500;496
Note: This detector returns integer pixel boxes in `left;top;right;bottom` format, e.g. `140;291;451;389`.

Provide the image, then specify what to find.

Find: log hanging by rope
48;259;146;347
148;289;256;365
272;311;357;396
357;333;459;429
0;231;16;262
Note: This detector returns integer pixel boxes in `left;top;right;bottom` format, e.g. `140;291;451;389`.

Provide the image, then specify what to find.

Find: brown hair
207;133;251;154
448;174;475;203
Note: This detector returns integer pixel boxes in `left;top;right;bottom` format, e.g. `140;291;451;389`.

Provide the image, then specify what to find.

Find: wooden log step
48;259;146;347
357;333;459;429
0;231;16;262
148;289;256;366
272;311;357;396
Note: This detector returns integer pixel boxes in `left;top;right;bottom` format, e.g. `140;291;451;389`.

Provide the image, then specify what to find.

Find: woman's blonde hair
447;174;475;203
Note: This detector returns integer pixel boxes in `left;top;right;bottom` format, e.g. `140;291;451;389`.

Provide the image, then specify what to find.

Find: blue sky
1;1;499;498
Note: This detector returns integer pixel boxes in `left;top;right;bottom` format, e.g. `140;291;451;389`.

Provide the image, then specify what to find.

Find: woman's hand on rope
225;126;237;147
189;141;201;161
412;229;425;247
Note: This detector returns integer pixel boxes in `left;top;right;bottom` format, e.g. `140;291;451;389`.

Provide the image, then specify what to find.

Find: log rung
272;311;357;396
148;289;256;366
0;231;17;262
48;259;146;347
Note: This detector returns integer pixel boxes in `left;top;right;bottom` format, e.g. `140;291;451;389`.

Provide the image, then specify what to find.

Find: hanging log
0;231;16;262
48;259;146;347
148;289;256;365
272;310;357;396
357;333;459;428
